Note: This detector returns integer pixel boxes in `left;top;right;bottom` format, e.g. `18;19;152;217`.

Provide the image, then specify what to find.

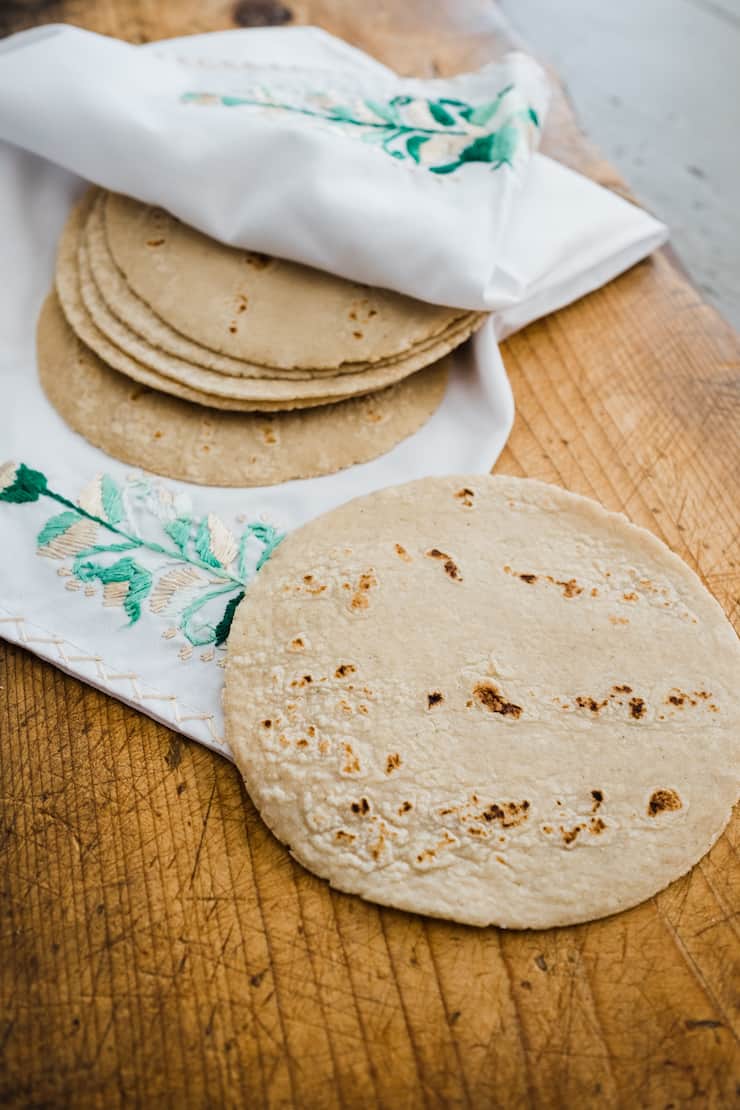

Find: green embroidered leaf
427;100;457;126
528;106;540;127
37;510;79;547
214;591;244;646
466;84;514;127
74;556;152;625
405;133;430;163
365;99;399;126
0;462;47;503
194;517;221;568
458;122;519;167
101;475;123;524
180;585;236;645
429;161;462;175
164;516;191;554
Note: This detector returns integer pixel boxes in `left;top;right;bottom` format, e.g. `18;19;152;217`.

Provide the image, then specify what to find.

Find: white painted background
500;0;740;329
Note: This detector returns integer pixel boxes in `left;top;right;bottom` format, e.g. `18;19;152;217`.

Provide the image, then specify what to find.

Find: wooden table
1;2;738;1106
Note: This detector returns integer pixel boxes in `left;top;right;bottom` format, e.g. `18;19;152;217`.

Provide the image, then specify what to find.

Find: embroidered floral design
0;463;283;650
181;86;539;173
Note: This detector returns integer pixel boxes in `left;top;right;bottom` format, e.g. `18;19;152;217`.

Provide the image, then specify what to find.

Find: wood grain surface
1;2;739;1106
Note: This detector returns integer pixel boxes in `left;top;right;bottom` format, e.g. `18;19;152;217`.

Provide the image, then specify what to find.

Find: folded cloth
0;24;665;310
0;26;667;760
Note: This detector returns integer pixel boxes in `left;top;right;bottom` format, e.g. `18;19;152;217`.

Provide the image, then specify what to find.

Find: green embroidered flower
0;463;284;651
181;83;540;174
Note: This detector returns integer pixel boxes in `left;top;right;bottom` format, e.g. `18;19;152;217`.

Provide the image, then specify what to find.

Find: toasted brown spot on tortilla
394;543;412;562
295;738;309;748
575;696;608;714
335;830;355;843
480;801;529;828
552;577;582;598
399;801;413;815
609;615;630;625
335;663;355;678
351;798;370;815
591;587;599;597
289;637;304;650
589;817;606;834
561;824;584;846
342;744;360;774
350;569;378;610
648;789;682;816
385;753;402;774
542;825;553;834
427;691;444;708
473;682;522;718
591;789;604;810
290;674;312;688
146;238;165;247
629;697;647;719
613;685;632;694
623;592;638;602
455;487;475;507
519;573;538;584
261;719;272;728
353;331;363;339
426;548;463;582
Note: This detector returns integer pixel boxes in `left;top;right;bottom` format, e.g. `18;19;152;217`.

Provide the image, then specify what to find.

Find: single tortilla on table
224;475;740;929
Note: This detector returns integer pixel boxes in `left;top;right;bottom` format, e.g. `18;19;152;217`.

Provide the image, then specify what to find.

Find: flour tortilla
37;293;449;486
58;196;477;410
225;475;740;928
85;195;482;381
104;190;470;369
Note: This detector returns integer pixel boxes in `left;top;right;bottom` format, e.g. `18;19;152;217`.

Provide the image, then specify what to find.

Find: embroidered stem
44;489;243;587
0;462;285;649
182;92;470;135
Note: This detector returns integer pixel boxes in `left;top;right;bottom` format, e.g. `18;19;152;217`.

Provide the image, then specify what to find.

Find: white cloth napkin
0;26;667;761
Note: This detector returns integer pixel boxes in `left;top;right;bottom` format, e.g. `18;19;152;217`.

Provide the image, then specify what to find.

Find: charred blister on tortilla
663;688;719;712
342;568;378;612
503;565;583;598
647;788;682;816
425;547;463;581
393;542;413;562
471;681;522;718
454;486;475;508
282;572;329;596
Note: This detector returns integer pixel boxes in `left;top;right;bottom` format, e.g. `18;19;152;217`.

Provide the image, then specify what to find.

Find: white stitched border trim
0;611;231;760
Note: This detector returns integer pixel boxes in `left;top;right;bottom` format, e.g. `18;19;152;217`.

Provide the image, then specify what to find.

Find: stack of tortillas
39;189;484;486
224;475;740;929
